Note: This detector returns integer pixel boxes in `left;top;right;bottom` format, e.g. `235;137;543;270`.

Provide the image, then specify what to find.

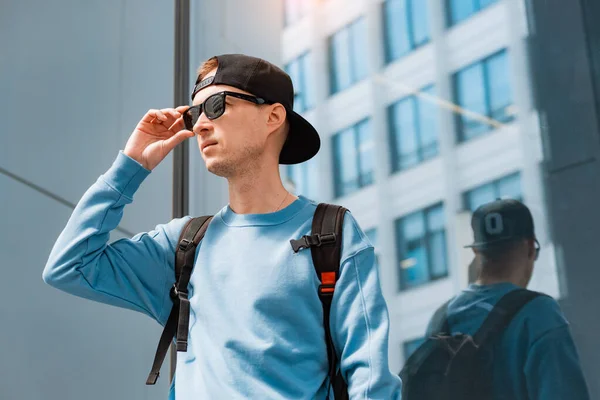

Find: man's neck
226;165;298;215
476;275;528;288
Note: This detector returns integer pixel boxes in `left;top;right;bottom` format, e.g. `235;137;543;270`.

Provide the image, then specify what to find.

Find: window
403;337;425;361
453;50;514;141
464;172;523;211
286;157;320;200
388;85;439;172
284;0;310;26
285;52;314;113
446;0;498;26
383;0;430;63
396;204;448;291
332;119;375;198
328;18;368;94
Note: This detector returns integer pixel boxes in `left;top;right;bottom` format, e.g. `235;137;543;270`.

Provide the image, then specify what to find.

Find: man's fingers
168;110;181;119
154;110;168;121
168;116;187;132
162;108;181;119
164;129;195;151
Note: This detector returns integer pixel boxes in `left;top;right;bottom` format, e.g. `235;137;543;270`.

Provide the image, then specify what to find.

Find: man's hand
124;106;194;171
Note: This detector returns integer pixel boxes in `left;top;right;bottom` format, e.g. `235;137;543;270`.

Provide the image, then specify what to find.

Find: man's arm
330;245;402;399
43;151;189;324
524;302;590;400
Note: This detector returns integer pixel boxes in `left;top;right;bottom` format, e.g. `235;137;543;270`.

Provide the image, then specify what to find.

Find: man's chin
205;159;232;178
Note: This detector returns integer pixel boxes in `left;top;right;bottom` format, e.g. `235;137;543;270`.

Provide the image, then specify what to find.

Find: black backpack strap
429;299;452;336
309;203;348;400
146;216;212;385
473;289;545;346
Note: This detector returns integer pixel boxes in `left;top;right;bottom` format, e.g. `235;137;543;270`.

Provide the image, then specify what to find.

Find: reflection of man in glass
42;54;401;399
425;199;589;399
467;256;479;284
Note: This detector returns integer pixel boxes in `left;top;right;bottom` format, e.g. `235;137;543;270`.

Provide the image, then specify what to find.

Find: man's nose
193;111;213;136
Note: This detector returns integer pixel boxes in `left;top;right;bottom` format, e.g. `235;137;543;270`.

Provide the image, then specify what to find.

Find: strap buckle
170;284;188;300
290;233;337;253
316;233;336;246
178;238;193;251
318;283;336;298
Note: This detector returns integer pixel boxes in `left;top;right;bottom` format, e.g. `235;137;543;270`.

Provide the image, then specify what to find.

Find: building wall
527;0;600;395
0;0;280;399
281;0;560;374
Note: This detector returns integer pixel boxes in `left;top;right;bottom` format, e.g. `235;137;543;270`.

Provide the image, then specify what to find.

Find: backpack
399;289;545;400
146;203;350;400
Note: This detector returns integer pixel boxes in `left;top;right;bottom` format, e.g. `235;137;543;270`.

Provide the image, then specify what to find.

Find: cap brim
279;110;320;165
464;236;522;249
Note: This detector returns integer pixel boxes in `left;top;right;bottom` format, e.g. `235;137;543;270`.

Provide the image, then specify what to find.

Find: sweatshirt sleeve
525;320;590;399
42;151;190;325
329;215;402;399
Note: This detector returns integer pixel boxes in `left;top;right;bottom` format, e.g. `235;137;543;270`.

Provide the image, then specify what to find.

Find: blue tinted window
486;51;513;122
350;18;369;81
400;211;429;289
333;128;359;197
427;205;447;279
478;0;498;9
397;204;448;291
455;62;488;140
466;182;496;211
383;0;411;61
388;85;439;172
383;0;430;63
411;0;430;46
333;119;375;197
454;50;513;141
497;173;522;201
300;53;315;111
285;52;314;113
390;97;419;170
286;157;320;200
447;0;498;26
417;86;439;160
465;172;523;211
329;18;368;94
329;28;352;94
357;119;375;187
447;0;476;25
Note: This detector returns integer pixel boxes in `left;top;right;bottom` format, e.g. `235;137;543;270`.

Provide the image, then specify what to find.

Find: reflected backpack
146;203;349;400
399;289;545;400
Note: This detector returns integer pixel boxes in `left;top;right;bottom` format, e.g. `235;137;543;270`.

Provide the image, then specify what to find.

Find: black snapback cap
466;199;536;249
191;54;320;165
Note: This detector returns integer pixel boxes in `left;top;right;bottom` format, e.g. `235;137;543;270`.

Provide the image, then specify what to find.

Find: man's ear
527;239;536;260
266;103;287;133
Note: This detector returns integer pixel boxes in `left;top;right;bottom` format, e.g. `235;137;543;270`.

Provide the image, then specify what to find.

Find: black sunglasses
183;91;270;130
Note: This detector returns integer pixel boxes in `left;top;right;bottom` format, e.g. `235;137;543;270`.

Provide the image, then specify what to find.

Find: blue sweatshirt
426;283;589;400
43;151;402;400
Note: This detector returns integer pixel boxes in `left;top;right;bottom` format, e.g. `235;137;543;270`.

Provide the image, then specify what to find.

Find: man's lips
201;141;217;151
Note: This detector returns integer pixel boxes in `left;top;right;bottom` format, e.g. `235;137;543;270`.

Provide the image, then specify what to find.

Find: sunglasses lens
204;93;225;119
184;106;201;130
184;93;226;130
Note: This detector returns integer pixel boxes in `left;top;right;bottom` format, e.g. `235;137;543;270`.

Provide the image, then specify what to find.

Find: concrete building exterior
1;1;280;398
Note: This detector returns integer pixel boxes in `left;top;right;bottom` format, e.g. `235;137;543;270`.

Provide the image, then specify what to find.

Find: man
43;54;401;399
425;199;589;399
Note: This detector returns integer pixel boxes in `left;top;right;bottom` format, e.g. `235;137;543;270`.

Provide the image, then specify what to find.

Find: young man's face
190;68;272;178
